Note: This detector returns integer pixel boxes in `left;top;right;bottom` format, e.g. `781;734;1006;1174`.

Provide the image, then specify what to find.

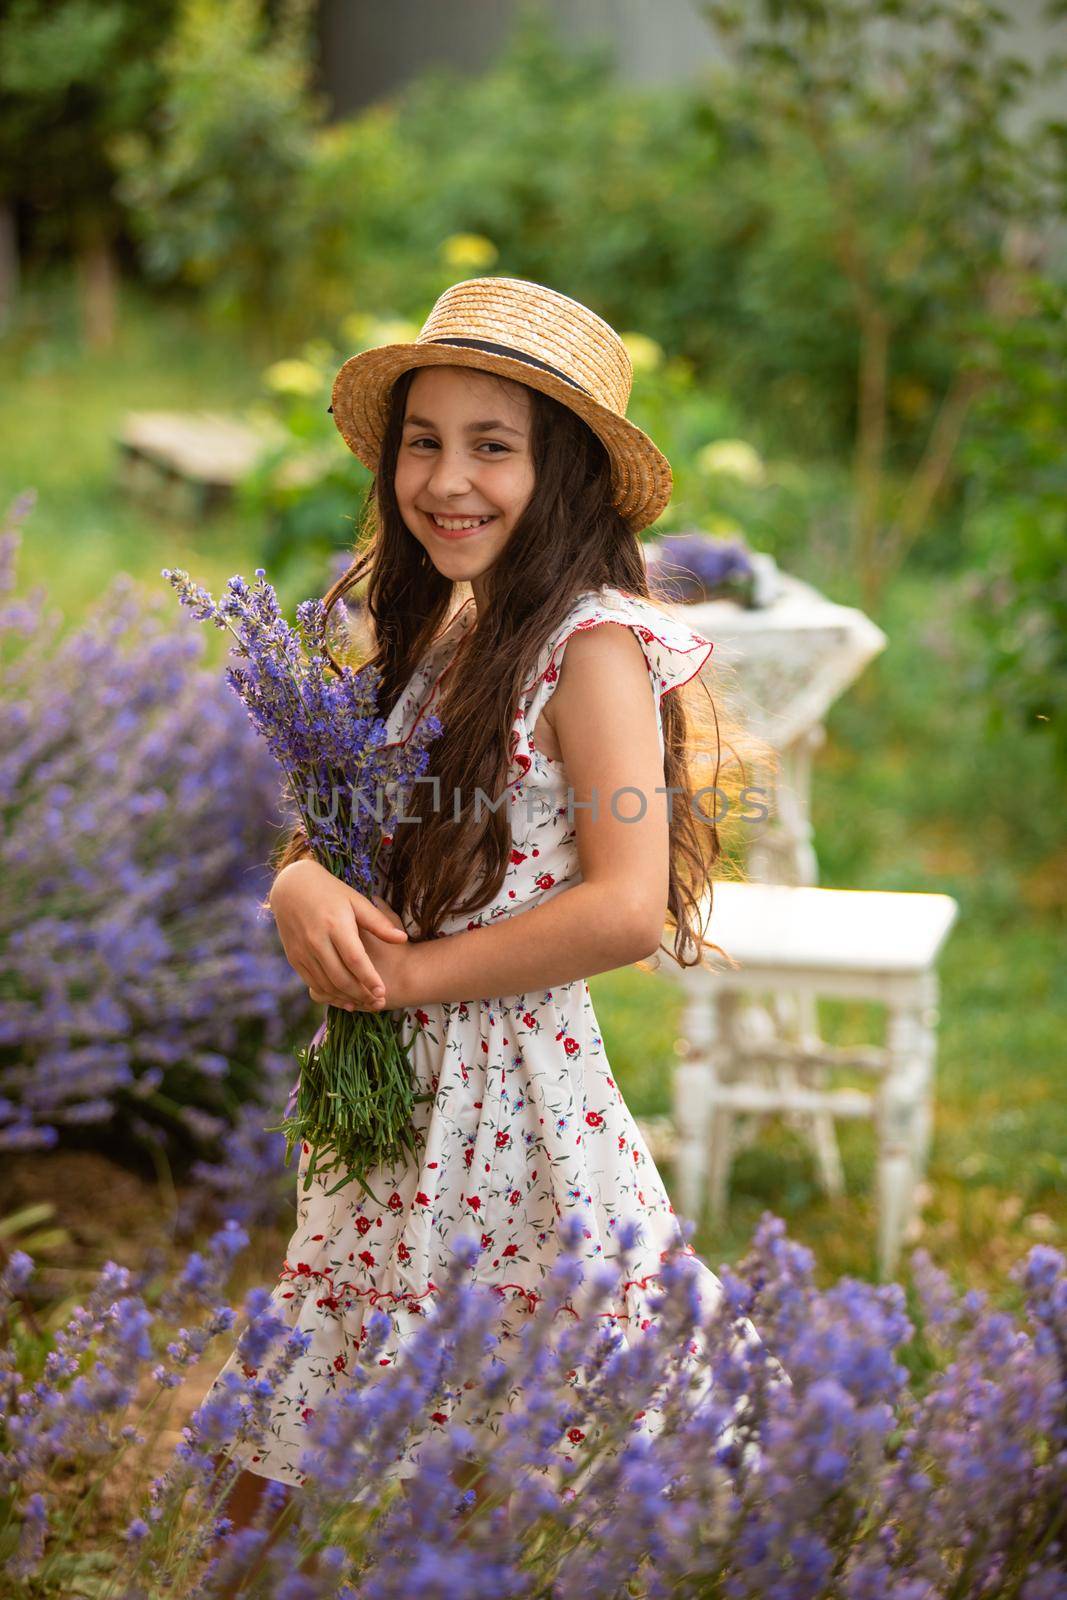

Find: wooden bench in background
115;410;322;520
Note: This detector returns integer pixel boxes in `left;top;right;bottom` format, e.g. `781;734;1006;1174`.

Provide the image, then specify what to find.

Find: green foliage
0;275;268;637
111;0;326;339
695;0;1067;614
235;339;372;615
961;272;1067;777
0;0;179;250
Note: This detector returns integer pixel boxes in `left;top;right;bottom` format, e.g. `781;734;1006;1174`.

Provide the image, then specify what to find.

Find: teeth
431;514;494;530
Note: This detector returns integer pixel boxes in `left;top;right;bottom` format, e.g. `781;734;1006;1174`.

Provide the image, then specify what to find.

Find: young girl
204;276;767;1550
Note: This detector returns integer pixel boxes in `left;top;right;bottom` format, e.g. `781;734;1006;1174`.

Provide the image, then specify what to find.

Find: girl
204;276;767;1556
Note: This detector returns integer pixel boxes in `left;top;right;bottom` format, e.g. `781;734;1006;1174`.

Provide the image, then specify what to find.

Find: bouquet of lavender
163;566;441;1204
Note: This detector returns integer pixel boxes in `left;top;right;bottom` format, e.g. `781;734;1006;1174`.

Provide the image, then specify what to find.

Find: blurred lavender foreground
0;493;310;1223
2;1208;1065;1595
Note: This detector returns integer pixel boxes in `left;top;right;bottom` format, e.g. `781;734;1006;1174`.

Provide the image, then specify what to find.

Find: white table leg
749;724;823;889
672;979;715;1227
877;996;926;1280
707;993;740;1229
752;724;846;1199
912;971;939;1187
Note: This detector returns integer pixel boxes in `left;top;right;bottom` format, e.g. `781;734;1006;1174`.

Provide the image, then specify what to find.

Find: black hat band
426;336;593;395
327;336;593;416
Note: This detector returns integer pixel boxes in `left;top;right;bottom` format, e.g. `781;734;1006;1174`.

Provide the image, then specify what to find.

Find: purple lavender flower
163;563;443;1206
3;1207;1067;1593
0;499;310;1198
646;530;757;605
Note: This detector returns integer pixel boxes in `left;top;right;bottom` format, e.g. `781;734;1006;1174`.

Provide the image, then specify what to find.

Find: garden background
1;0;1065;1577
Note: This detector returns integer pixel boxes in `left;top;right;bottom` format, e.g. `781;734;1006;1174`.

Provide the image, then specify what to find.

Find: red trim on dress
661;640;715;697
277;1256;696;1322
500;603;715;795
521;618;714;705
431;595;476;643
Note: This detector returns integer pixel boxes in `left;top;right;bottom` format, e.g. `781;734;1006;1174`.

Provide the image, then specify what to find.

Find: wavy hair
270;366;774;970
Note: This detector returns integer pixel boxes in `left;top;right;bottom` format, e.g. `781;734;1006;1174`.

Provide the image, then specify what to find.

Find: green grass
3;273;1064;1305
2;273;273;642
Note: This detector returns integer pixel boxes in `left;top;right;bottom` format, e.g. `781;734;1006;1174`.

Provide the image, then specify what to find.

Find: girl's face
394;366;535;605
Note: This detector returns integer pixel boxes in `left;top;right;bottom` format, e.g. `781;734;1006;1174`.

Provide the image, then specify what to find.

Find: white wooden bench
657;881;958;1279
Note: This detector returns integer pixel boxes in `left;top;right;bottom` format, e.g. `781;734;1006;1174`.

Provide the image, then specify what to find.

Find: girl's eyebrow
403;413;525;437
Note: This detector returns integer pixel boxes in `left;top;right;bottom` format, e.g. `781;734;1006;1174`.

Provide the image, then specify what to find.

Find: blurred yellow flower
621;332;664;373
696;439;767;486
301;339;333;367
263;359;322;397
313;124;353;159
339;311;377;347
371;317;420;347
440;233;499;269
338;314;420;351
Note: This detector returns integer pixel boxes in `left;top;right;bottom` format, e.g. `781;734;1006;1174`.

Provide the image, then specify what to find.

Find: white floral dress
209;585;765;1493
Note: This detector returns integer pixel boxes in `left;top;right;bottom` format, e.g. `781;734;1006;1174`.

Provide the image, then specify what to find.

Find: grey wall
317;0;1065;132
316;0;727;118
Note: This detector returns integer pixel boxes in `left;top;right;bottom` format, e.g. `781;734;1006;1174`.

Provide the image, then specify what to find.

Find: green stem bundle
266;1007;434;1204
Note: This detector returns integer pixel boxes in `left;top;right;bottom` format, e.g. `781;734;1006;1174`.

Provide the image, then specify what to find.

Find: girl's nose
426;450;475;495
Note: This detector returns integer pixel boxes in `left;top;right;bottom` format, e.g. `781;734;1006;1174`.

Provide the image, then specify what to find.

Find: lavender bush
0;493;310;1221
1;1205;1064;1597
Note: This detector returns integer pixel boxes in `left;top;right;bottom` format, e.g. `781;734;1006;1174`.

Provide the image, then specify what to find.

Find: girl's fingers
367;894;408;937
323;931;385;1004
309;988;382;1012
284;922;381;1004
295;951;337;1000
296;945;373;1008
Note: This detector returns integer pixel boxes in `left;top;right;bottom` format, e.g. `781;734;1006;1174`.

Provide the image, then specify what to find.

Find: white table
642;574;892;1210
664;571;887;886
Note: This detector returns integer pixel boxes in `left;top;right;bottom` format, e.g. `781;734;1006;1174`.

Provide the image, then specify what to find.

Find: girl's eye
409;438;509;455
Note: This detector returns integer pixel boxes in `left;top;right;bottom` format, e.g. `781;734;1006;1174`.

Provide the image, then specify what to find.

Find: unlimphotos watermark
305;777;771;829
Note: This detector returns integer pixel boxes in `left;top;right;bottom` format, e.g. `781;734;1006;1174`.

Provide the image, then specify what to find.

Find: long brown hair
271;366;773;970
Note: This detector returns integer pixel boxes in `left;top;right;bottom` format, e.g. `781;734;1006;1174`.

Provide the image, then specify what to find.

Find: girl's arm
386;623;673;1006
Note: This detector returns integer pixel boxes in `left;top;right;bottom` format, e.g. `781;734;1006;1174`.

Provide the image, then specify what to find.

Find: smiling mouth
424;512;498;533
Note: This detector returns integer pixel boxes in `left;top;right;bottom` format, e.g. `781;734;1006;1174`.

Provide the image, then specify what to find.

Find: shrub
961;273;1067;784
111;0;326;342
0;492;311;1223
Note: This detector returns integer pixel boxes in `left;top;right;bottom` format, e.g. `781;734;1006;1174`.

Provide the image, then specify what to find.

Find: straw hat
329;276;673;532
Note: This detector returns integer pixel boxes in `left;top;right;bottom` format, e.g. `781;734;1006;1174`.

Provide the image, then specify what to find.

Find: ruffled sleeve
509;586;714;784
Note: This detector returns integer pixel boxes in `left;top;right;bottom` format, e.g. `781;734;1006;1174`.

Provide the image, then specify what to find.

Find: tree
698;0;1067;617
111;0;326;347
0;0;180;342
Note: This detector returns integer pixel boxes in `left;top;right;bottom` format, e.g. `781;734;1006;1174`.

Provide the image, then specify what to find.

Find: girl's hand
268;857;410;1013
356;923;419;1013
